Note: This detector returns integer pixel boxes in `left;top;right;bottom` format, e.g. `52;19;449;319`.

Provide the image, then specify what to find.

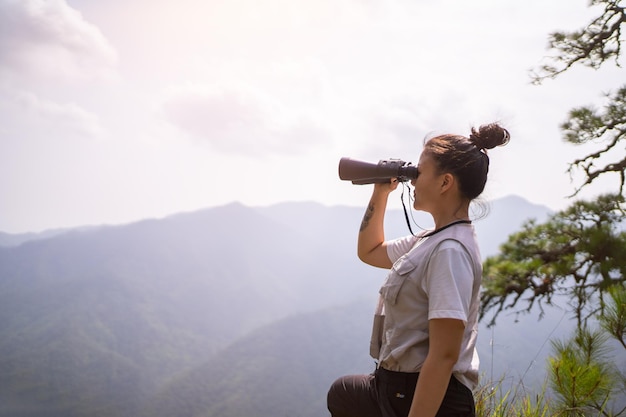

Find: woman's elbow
357;246;370;261
357;248;392;269
357;250;373;265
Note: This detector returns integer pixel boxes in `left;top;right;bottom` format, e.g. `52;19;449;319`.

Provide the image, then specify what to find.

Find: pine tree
481;0;626;330
548;303;625;416
477;2;626;415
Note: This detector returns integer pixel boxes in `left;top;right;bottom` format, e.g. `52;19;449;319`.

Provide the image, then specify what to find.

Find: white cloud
0;0;117;80
159;83;332;156
0;89;103;139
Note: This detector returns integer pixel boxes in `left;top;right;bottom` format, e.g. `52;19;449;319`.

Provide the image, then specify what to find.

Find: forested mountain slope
0;197;552;416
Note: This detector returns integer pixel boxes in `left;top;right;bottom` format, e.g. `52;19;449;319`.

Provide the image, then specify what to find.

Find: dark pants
327;367;475;417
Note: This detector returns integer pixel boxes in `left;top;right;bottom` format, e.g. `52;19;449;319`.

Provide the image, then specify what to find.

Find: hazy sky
1;0;623;233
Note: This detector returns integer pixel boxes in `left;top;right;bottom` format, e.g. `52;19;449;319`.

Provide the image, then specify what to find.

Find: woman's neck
431;203;470;230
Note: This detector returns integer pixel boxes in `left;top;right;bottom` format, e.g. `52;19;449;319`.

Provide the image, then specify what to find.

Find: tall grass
474;379;551;417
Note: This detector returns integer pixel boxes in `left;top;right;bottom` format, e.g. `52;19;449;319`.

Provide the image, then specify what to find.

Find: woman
327;123;510;417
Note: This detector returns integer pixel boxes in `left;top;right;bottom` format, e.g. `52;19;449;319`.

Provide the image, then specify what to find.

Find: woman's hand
372;178;400;194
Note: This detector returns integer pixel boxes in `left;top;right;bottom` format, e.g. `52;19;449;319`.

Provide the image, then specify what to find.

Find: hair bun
469;123;510;150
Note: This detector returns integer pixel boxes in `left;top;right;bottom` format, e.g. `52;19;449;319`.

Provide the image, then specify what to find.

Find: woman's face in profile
411;152;442;211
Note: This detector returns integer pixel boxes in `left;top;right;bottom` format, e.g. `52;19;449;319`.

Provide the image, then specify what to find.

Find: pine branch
532;2;626;84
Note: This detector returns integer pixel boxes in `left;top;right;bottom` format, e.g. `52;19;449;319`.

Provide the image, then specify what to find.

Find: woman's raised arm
357;180;398;269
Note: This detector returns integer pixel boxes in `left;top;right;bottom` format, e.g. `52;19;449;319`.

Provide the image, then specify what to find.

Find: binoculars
338;157;418;185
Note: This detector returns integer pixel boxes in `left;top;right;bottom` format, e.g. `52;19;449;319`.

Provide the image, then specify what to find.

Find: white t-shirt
379;224;481;390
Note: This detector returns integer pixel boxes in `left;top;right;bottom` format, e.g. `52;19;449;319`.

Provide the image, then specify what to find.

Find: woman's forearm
408;318;465;417
357;186;393;268
407;355;455;417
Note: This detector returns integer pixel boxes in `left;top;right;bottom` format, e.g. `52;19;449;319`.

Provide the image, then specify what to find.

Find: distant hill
142;299;376;417
0;196;559;416
0;228;76;248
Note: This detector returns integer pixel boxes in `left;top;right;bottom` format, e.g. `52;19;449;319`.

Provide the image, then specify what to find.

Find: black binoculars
338;157;418;185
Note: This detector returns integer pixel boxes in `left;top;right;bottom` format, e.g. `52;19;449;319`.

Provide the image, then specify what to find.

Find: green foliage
478;266;626;417
474;381;551;417
599;283;626;349
561;86;626;195
548;328;617;416
480;194;626;325
475;326;625;417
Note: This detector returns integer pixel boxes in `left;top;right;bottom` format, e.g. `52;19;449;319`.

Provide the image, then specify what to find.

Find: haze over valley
1;196;601;417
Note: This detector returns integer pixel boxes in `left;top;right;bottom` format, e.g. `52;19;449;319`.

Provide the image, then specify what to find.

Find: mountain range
0;195;588;417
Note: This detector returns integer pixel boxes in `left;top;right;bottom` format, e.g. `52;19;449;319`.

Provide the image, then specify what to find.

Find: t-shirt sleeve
425;239;474;325
386;235;420;263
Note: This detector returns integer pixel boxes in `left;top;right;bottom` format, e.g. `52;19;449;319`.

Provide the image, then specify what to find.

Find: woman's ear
440;173;455;193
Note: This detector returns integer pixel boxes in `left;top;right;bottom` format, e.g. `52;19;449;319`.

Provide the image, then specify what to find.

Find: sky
0;0;624;233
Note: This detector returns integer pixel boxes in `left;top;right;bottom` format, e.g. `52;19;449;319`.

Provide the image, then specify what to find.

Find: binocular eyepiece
338;157;418;185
